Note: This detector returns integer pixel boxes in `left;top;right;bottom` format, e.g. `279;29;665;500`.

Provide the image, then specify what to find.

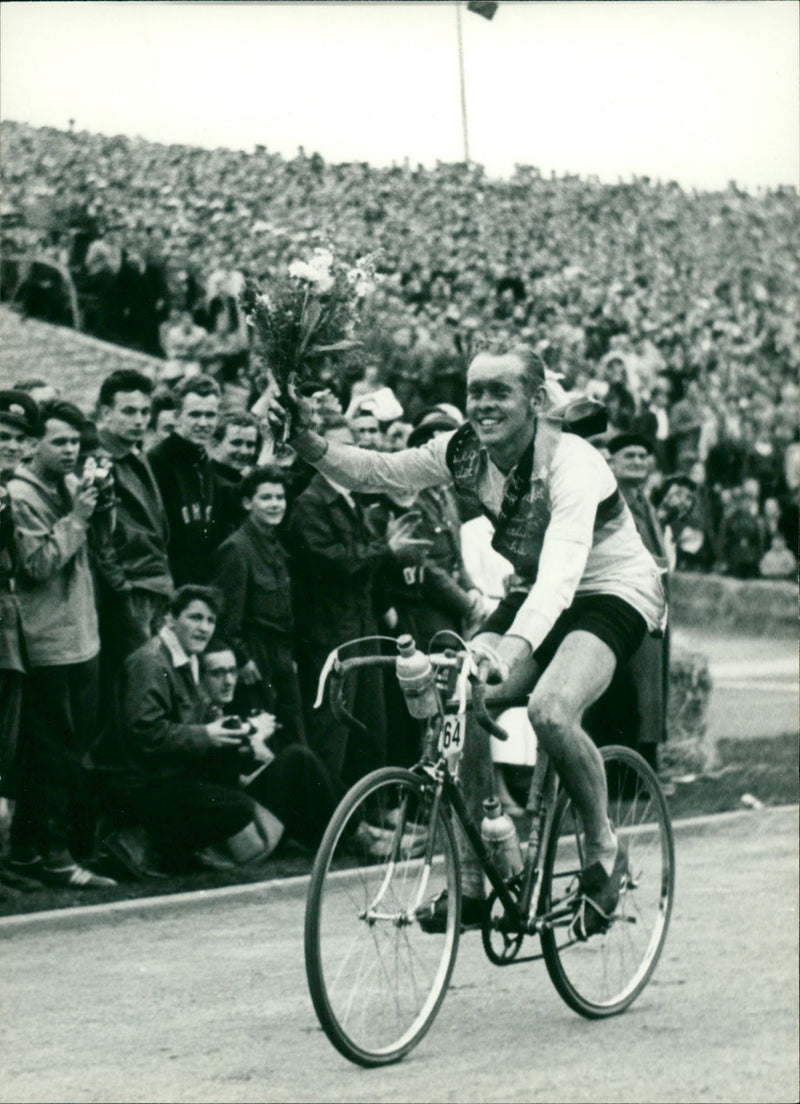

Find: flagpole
455;2;470;163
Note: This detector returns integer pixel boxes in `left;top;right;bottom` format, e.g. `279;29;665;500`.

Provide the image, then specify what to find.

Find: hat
607;432;655;456
560;397;608;440
407;408;461;449
0;390;40;436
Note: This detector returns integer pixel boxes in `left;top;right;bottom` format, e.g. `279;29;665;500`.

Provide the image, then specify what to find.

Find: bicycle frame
321;637;583;940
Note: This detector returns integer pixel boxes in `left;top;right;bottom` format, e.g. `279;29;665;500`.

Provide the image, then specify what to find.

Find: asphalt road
2;806;797;1104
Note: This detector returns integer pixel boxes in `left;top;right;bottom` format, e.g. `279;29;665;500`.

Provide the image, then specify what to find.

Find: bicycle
304;635;675;1067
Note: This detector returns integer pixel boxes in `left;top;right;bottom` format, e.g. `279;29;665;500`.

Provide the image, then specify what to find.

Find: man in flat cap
607;432;670;766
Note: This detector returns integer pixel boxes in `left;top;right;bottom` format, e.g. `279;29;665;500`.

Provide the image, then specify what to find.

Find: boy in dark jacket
148;375;230;585
94;369;173;679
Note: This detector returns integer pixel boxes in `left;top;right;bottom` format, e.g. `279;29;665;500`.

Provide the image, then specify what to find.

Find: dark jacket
210;458;246;540
0;480;25;672
147;432;227;585
93;633;213;783
211;518;305;746
211;518;294;658
95;429;172;596
287;473;391;651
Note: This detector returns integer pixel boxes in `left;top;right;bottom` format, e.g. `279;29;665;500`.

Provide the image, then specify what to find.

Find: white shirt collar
159;625;200;684
323;474;356;509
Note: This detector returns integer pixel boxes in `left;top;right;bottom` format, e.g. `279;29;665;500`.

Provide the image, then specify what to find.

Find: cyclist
266;344;665;939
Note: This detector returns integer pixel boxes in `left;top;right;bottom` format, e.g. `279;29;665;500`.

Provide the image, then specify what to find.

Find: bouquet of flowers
241;247;378;444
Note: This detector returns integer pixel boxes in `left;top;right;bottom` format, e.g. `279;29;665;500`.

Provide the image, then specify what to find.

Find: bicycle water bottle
396;634;439;719
480;797;524;880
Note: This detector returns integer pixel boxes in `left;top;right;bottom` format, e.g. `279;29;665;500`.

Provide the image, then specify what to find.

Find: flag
467;2;499;20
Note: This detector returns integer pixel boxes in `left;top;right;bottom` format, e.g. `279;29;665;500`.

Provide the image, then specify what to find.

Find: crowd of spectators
0;369;509;893
0;121;797;893
2;120;797;581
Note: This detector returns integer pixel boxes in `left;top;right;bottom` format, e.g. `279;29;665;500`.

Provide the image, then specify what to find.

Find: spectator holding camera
199;640;341;852
94;586;258;872
6;400;115;888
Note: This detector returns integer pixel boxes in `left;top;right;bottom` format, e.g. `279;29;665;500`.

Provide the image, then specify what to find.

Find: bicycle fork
362;774;447;924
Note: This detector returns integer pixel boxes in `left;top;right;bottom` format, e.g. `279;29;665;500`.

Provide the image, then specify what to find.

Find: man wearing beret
607;432;670;765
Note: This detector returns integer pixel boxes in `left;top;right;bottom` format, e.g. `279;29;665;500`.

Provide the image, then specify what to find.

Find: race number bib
438;714;464;756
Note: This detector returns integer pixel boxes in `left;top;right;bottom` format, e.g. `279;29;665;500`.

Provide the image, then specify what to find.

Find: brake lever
330;671;367;735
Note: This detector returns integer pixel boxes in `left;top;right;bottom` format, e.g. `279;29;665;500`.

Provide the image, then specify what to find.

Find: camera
221;715;260;769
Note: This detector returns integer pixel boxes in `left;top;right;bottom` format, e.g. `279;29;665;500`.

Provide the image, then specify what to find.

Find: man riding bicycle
267;344;665;940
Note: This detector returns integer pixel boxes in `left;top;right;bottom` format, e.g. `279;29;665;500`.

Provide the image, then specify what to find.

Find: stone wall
0;306;161;411
671;571;798;637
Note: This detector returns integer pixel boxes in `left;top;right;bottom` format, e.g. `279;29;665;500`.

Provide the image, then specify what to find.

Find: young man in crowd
145;390;178;451
147;375;228;585
349;407;385;452
210;411;263;538
211;412;262;484
0;390;41;892
199;639;342;852
7;400;116;888
94;586;257;872
211;465;305;746
269;344;665;939
94;369;173;683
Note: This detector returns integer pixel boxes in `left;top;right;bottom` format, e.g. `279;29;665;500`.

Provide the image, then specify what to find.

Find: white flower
288;260;315;281
314;274;335;294
308;248;334;278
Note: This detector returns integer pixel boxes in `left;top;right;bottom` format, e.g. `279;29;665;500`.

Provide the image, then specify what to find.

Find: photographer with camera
93;585;259;874
6;400;116;888
199;640;342;853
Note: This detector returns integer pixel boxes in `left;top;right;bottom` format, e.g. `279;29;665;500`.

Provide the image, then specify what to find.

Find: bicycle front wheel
540;745;675;1018
305;766;461;1067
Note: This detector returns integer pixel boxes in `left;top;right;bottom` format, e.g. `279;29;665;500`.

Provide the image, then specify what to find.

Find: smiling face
245;480;286;528
465;352;542;466
216;423;259;472
0;422;29;472
176;392;219;449
610;444;652;488
170;599;217;655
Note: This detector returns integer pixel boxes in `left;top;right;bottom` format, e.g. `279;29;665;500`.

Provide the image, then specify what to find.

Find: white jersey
314;422;665;652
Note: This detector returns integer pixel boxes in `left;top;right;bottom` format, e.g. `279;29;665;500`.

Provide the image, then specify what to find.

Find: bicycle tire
305;766;462;1067
540;745;675;1019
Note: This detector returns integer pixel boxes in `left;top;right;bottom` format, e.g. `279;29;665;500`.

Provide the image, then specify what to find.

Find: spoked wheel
305;767;461;1066
540;745;674;1018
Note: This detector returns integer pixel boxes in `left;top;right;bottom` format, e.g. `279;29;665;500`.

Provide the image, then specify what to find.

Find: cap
407;408;461;449
0;390;40;436
607;432;655;456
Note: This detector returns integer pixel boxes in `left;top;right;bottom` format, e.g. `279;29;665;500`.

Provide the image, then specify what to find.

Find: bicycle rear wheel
305;766;461;1066
540;745;674;1018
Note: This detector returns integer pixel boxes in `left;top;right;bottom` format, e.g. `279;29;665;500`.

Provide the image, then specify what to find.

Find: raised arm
260;389;451;496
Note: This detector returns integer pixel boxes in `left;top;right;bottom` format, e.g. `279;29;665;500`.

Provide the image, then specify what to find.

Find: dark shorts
481;592;647;671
